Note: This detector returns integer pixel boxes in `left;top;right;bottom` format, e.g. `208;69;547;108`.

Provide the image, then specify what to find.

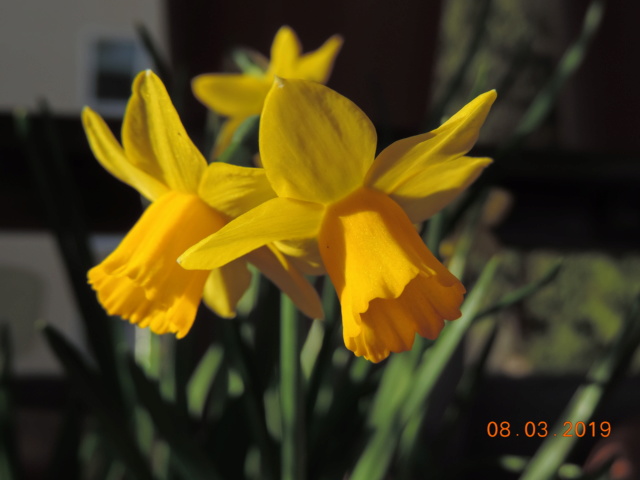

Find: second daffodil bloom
83;71;322;338
192;26;342;156
180;79;496;362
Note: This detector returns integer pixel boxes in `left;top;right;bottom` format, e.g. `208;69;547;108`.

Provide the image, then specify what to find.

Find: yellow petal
192;73;271;118
89;191;227;338
296;34;343;83
319;187;464;362
198;162;275;219
365;90;497;223
260;79;376;204
123;71;206;193
273;237;325;275
179;197;323;271
202;259;252;318
247;245;323;319
82;107;169;201
267;26;301;78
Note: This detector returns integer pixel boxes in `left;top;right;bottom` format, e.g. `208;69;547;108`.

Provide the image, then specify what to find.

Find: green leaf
42;325;154;480
521;294;640;480
425;0;493;130
14;108;130;412
498;0;606;157
446;194;487;280
305;279;340;418
222;318;278;479
187;345;224;417
398;257;501;428
127;358;223;480
474;260;562;320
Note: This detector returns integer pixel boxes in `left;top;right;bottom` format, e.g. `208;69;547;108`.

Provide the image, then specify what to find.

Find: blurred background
1;0;640;478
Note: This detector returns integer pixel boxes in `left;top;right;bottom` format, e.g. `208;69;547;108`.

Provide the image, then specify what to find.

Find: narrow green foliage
43;325;154;480
280;294;305;480
475;260;563;320
426;0;493;130
350;258;500;480
305;280;340;419
14;108;129;414
499;0;605;157
222;319;277;479
188;345;225;417
447;194;487;280
424;210;446;256
398;258;501;427
127;358;222;480
521;294;640;480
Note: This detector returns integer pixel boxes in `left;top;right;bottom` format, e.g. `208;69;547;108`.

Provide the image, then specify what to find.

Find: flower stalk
280;294;305;480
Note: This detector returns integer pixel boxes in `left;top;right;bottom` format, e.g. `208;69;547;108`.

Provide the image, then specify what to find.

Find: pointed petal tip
483;89;498;103
328;33;345;47
141;69;158;82
273;76;286;88
81;106;95;123
176;248;208;271
133;69;162;95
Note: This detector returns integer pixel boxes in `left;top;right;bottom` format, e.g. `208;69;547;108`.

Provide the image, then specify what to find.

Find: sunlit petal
179;197;323;271
365;91;496;222
82;107;168;201
260;78;376;204
123;71;206;193
377;155;492;223
198;162;275;219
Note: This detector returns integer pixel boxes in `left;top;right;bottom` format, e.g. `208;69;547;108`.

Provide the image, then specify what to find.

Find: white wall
0;0;166;116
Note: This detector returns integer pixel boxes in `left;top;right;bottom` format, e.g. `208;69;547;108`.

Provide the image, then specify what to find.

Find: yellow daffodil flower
180;79;496;362
83;71;322;338
192;25;342;156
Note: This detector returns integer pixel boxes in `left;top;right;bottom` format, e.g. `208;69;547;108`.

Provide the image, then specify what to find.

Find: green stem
280;294;305;480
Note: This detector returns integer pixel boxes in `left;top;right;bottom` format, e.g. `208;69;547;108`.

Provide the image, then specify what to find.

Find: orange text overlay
486;421;611;438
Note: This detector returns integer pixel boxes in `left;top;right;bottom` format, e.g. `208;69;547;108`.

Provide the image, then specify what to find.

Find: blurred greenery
469;250;640;375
